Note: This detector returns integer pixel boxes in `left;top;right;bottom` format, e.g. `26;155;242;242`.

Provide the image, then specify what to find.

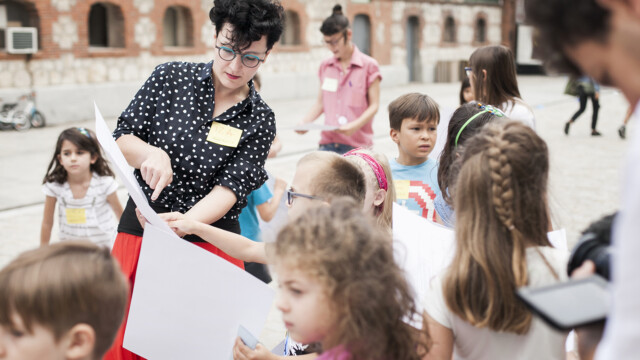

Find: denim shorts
318;142;356;155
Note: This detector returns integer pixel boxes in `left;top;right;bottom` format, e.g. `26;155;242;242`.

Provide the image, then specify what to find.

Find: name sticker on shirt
395;180;410;199
207;122;243;148
66;208;87;224
322;77;338;92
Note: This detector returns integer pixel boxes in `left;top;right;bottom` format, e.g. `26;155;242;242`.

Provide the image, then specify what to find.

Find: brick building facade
0;0;502;123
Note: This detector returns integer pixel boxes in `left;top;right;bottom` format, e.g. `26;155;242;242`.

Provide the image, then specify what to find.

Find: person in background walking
564;76;602;136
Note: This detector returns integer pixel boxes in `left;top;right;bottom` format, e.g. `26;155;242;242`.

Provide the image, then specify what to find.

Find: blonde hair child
0;241;128;360
41;127;123;247
343;148;396;233
423;121;568;360
262;198;427;360
161;151;366;265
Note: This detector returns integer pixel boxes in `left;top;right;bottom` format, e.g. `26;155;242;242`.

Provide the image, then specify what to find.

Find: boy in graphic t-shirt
388;93;442;221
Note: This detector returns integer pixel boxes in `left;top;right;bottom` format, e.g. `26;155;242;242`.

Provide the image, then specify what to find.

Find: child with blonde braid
424;121;568;360
235;198;427;360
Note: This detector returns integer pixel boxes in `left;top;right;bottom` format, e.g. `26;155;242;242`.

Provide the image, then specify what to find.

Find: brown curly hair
43;127;114;184
270;197;428;359
445;121;555;334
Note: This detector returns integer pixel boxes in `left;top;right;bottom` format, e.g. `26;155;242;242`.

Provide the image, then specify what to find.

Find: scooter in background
0;91;46;131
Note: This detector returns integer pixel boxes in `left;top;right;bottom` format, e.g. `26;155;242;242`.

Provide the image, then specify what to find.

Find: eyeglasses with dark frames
323;30;347;47
287;188;324;206
215;44;265;68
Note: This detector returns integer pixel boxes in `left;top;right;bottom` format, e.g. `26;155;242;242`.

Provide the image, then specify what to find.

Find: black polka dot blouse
113;61;275;222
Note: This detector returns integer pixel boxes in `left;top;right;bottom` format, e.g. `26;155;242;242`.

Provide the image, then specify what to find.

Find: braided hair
443;120;552;334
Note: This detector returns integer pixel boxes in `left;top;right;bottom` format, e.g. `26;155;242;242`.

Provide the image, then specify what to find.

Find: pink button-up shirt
318;46;382;148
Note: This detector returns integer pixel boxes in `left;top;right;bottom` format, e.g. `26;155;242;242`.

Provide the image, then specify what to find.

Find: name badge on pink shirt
322;77;338;92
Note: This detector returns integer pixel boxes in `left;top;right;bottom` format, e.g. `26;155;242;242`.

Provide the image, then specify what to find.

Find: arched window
406;16;421;82
475;17;486;43
353;14;371;55
281;9;300;45
163;5;193;47
88;2;124;48
443;16;456;43
0;0;40;50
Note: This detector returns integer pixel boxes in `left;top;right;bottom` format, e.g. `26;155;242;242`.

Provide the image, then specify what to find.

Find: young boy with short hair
0;241;128;360
388;93;442;221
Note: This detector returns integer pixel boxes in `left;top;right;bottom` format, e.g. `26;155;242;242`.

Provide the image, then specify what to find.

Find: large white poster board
392;203;455;313
124;223;275;359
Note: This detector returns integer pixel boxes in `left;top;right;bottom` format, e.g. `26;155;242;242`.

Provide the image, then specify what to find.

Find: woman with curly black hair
105;1;285;359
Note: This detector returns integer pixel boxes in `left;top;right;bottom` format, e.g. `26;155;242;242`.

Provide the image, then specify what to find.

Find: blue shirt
238;183;273;242
390;158;442;221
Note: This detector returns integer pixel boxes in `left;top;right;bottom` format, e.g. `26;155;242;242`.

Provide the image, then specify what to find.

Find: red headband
343;149;389;192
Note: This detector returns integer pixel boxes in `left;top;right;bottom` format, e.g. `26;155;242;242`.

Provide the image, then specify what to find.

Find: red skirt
104;232;244;360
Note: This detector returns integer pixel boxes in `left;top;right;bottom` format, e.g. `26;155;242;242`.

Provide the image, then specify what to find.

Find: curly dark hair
209;0;285;51
524;0;611;75
43;127;114;184
270;197;429;360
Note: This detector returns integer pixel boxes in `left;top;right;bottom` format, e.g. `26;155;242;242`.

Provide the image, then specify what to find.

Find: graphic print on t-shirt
395;179;438;221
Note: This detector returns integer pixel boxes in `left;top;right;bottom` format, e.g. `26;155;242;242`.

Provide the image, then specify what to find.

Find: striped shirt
42;173;118;247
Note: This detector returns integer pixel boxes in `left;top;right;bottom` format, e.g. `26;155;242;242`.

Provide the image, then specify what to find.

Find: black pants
571;86;600;130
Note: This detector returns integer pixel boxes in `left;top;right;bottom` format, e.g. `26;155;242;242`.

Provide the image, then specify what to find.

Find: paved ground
0;75;631;349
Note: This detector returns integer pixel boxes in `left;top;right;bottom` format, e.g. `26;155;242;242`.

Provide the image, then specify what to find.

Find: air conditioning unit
6;27;38;54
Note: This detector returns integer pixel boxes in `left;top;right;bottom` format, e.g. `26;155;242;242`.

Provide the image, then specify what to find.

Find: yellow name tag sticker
66;208;87;224
207;122;243;148
322;77;338;92
395;180;410;199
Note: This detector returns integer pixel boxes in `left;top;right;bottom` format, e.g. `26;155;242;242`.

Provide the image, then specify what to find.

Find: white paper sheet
279;123;339;131
124;223;275;359
94;103;173;234
392;203;456;314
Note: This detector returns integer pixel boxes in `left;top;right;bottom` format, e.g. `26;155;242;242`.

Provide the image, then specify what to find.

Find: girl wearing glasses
296;4;382;155
105;1;284;359
466;45;536;129
162;151;366;359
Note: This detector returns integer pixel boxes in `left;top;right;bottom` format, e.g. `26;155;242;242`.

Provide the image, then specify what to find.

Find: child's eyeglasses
215;44;265;68
287;188;324;207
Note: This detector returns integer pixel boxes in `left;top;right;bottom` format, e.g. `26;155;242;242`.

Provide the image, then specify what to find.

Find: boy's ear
63;324;95;360
389;128;400;144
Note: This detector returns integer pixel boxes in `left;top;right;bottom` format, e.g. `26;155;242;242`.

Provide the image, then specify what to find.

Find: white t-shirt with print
42;173;118;247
